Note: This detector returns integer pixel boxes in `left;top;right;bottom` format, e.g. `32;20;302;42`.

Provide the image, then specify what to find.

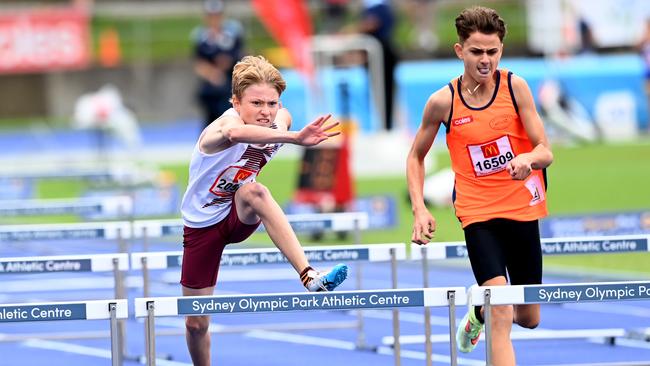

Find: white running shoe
456;285;484;353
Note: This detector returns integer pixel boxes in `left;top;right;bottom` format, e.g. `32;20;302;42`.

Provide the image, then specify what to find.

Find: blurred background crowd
1;0;649;139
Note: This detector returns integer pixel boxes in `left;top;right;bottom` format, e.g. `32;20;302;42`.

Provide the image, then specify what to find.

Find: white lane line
22;339;191;366
1;276;143;292
358;308;452;326
562;302;650;318
376;345;485;366
245;330;356;350
245;330;484;366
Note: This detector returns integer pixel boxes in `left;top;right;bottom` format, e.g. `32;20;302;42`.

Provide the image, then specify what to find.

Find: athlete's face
232;83;280;127
454;32;503;84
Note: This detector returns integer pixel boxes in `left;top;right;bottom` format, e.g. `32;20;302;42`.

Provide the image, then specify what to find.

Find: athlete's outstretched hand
412;209;436;245
296;114;340;146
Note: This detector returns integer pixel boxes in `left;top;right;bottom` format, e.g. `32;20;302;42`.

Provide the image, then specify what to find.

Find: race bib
467;136;515;177
525;174;545;206
209;166;257;197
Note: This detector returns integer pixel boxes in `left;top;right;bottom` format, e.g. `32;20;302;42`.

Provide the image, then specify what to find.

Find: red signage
0;8;90;73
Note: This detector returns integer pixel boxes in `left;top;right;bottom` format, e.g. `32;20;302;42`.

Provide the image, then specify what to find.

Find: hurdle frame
471;281;650;365
404;233;650;354
131;243;407;350
0;253;130;362
135;287;467;366
0;299;128;366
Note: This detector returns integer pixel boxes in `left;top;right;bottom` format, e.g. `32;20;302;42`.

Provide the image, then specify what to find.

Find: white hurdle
0;299;128;366
410;234;650;260
132;212;370;250
471;281;650;365
403;233;650;364
130;243;406;350
0;196;133;218
0;253;130;364
134;287;466;366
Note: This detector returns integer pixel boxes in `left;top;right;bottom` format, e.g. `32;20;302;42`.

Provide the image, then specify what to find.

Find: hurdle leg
142;256;151;298
109;302;123;366
447;290;458;366
355;262;368;349
145;301;157;366
390;248;401;366
421;246;432;366
484;289;492;366
112;258;128;362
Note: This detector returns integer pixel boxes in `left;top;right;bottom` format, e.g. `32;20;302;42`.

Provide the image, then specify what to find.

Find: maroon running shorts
180;203;260;289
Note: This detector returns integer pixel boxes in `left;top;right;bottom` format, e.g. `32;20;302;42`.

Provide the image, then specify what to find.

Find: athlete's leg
505;220;543;329
463;220;515;365
234;182;309;272
180;224;227;366
183;285;214;366
481;276;515;366
234;182;347;291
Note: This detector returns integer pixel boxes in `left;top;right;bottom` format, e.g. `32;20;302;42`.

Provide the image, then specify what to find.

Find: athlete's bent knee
515;314;539;329
185;316;210;337
490;305;514;326
239;182;270;202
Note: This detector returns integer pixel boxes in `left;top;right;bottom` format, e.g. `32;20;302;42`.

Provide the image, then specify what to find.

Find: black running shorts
463;218;542;286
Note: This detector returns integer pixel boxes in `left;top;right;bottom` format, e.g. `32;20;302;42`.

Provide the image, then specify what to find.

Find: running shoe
457;286;484;353
304;263;348;292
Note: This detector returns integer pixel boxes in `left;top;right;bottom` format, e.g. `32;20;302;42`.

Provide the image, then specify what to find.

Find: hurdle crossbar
0;221;132;242
0;253;129;275
0;299;128;366
410;234;650;260
134;287;466;366
132;211;370;239
130;243;406;351
131;243;406;271
0;196;133;217
471;281;650;366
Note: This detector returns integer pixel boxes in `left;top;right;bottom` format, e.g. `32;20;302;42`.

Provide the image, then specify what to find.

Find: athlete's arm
507;75;554;180
407;87;451;244
199;111;339;154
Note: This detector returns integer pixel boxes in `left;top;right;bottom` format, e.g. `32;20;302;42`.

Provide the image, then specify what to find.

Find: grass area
156;141;650;276
13;140;650;275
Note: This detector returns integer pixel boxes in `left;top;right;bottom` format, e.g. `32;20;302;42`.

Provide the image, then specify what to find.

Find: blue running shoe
305;263;348;292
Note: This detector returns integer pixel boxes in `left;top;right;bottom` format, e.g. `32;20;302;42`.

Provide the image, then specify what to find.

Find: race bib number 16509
467;136;515;177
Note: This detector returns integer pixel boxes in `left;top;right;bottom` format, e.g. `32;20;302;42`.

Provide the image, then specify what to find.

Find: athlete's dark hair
455;6;507;43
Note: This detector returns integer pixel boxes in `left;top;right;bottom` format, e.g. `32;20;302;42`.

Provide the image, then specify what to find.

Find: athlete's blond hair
231;55;287;100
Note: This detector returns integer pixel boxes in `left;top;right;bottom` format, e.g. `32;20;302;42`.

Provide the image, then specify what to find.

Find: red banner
251;0;313;76
0;8;90;74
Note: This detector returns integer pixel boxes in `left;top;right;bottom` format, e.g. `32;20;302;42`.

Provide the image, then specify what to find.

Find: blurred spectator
322;0;350;33
192;0;244;131
348;0;398;130
577;18;597;55
403;0;439;55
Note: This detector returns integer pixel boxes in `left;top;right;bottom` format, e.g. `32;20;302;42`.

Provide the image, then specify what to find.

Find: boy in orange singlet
406;6;553;366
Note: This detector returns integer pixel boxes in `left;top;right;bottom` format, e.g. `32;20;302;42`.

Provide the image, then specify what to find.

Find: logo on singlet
452;115;473;126
233;169;253;183
481;142;500;158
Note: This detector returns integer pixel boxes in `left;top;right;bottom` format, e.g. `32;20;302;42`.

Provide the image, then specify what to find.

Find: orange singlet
445;69;547;228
